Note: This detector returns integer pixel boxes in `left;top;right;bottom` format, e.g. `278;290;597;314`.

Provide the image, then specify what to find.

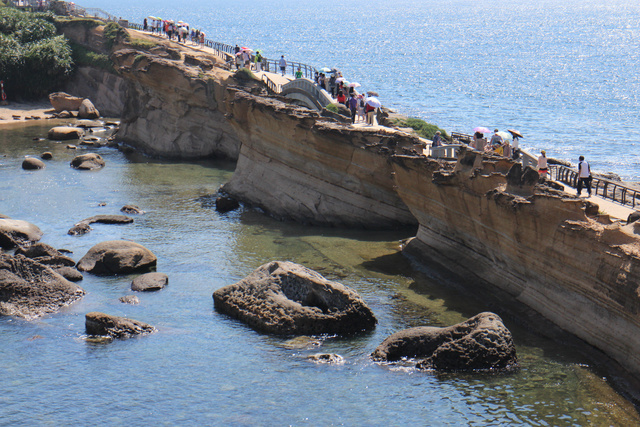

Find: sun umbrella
336;77;347;83
507;129;523;138
497;131;512;141
348;82;361;88
366;97;382;108
473;126;491;134
241;47;253;53
177;21;185;25
319;67;332;73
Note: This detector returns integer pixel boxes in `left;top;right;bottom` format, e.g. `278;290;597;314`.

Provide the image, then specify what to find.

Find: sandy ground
0;100;55;126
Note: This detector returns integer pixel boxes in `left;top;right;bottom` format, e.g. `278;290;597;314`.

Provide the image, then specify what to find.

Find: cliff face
391;149;640;378
222;91;420;228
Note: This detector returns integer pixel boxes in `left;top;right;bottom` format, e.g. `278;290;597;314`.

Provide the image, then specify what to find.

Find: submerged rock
212;261;377;335
68;222;92;236
40;152;53;160
68;215;133;236
307;353;345;364
54;266;83;282
119;295;140;305
76;240;157;275
215;196;240;213
0;218;43;249
121;205;145;215
70;153;105;170
371;312;517;371
22;157;45;170
85;312;155;338
48;126;84;140
0;254;85;319
131;272;168;292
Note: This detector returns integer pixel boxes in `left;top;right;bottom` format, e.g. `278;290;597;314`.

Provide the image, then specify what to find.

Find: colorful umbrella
507;129;523;138
473;126;491;134
319;67;332;73
366;97;382;108
348;82;361;88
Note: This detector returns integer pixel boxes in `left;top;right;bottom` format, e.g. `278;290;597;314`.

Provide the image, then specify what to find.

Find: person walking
347;95;358;124
295;67;303;79
255;51;262;72
576;155;592;197
279;55;287;76
537;150;548;178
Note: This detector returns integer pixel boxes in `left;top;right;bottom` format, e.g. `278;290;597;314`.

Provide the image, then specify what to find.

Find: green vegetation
234;67;258;81
129;37;157;51
392;117;450;141
103;21;128;49
53;17;102;30
70;42;112;72
326;103;339;113
0;7;73;99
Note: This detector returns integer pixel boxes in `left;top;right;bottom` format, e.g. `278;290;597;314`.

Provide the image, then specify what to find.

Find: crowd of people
470;128;520;160
143;17;205;47
312;71;378;125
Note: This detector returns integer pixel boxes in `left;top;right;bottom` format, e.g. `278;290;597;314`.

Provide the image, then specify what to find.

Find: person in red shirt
336;90;346;104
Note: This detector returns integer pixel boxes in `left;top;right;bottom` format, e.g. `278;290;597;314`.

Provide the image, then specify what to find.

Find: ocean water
83;0;640;181
1;121;639;425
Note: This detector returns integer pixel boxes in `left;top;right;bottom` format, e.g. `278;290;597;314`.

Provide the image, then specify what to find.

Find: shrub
392;117;450;141
20;35;73;98
103;21;129;50
325;103;338;113
0;7;56;43
234;67;257;81
128;37;157;51
70;42;113;72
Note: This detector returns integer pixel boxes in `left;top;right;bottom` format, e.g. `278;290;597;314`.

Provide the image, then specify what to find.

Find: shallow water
1;121;638;425
81;0;640;181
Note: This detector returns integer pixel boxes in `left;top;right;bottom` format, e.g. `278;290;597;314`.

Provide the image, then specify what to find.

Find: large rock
76;240;157;275
78;99;100;119
371;312;517;371
48;126;84;140
49;92;83;112
0;218;43;249
70;153;105;170
85;312;155;338
22;157;45;170
14;243;75;267
131;272;168;292
0;254;85;319
212;261;377;335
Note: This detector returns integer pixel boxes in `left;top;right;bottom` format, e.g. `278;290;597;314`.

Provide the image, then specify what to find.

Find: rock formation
48;126;84;140
85;312;155;338
0;217;43;249
0;254;85;319
121;205;144;214
22;157;45;170
213;261;377;335
78;98;100;119
131;272;168;292
49;92;83;112
76;240;157;275
70;153;105;170
14;243;76;268
67;214;132;235
372;312;517;371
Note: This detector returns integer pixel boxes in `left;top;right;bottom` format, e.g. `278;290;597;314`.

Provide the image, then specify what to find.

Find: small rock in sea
281;336;322;350
22;157;45;170
48;126;83;140
77;240;157;275
66;145;77;150
40;152;53;160
85;312;155;338
98;202;107;207
70;153;105;170
307;353;345;365
131;272;168;292
215;196;240;213
121;205;145;214
119;295;140;305
54;266;84;282
68;222;92;236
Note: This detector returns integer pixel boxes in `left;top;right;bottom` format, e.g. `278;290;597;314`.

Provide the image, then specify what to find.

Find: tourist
314;72;319;85
336;90;346;105
329;74;337;97
538;150;548;178
502;140;512;159
576;155;592;197
279;55;286;76
472;132;486;152
356;95;365;122
348;95;358;124
255;51;263;72
295;67;303;79
235;45;240;55
432;131;443;148
319;73;325;90
365;102;376;126
490;129;503;147
143;18;148;31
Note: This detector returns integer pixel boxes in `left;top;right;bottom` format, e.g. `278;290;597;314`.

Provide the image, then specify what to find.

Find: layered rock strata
390;148;640;378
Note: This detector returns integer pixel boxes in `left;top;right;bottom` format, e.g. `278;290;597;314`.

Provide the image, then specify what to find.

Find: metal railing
261;74;281;94
552;165;639;208
281;78;333;108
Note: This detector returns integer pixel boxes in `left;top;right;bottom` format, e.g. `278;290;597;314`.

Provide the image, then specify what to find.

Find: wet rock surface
121;205;144;214
15;243;76;268
67;215;133;236
372;312;517;371
77;240;157;275
48;126;84;140
54;266;84;282
70;153;105;170
85;311;155;338
131;272;168;292
215;196;240;213
0;218;43;249
213;261;377;335
0;254;85;319
307;353;345;364
22;157;45;170
119;295;140;305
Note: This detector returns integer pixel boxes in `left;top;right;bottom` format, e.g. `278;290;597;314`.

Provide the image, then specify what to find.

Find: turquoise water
82;0;640;181
1;121;639;425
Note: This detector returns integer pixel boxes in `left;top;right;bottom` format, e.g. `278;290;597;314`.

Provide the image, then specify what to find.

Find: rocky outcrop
213;261;377;335
390;148;640;378
49;92;83;112
0;254;85;319
222;92;421;228
0;218;43;249
70;153;105;170
76;240;157;275
131;272;168;292
85;312;155;338
78;98;100;119
54;266;83;282
65;67;129;117
372;312;517;371
14;243;76;268
68;214;132;235
22;157;45;170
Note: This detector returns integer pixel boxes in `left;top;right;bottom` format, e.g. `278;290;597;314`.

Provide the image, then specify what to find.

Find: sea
1;0;640;425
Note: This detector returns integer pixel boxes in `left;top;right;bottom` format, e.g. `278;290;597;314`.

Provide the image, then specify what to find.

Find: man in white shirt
576;155;592;197
279;55;286;76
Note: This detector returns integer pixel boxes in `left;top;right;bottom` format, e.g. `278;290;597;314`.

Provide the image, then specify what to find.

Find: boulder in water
78;99;100;119
0;254;85;319
48;126;84;140
121;205;145;214
85;312;155;338
70;153;105;170
371;312;517;371
131;272;168;292
76;240;157;275
22;157;45;170
40;152;53;160
0;218;43;249
213;261;377;335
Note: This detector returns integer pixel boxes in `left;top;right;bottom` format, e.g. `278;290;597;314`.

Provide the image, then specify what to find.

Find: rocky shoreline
3;18;640;399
